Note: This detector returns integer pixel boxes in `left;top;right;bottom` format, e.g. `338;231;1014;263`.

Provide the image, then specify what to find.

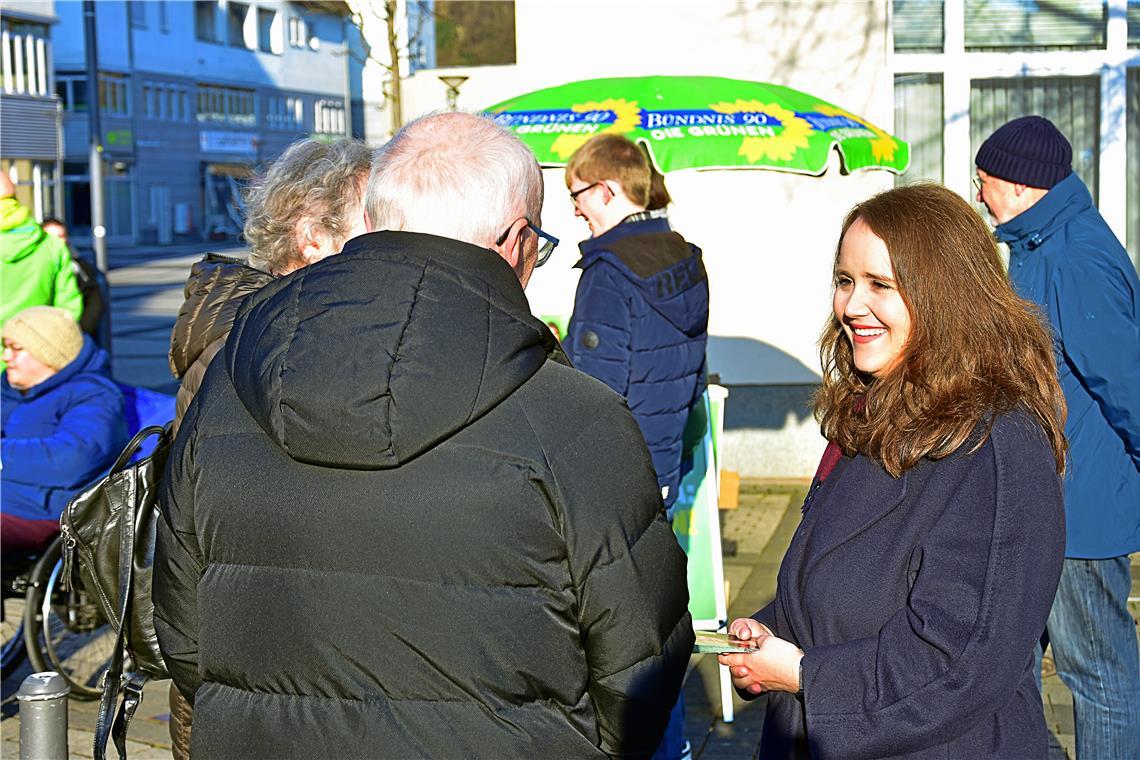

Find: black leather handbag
60;423;173;760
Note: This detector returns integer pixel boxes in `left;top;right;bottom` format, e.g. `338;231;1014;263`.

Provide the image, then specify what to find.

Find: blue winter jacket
997;172;1140;559
567;216;709;508
1;336;127;522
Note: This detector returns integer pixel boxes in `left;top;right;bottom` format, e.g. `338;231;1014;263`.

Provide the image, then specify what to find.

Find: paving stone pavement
1;655;174;758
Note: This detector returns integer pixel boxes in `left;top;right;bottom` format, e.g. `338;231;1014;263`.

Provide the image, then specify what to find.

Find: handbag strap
93;459;144;760
93;620;127;760
112;672;150;760
109;426;166;471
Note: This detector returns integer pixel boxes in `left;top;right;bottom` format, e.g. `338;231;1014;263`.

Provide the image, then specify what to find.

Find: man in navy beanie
976;115;1140;758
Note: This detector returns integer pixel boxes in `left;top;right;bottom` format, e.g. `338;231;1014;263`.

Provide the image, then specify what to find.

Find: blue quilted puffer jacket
1;336;127;522
567;215;709;508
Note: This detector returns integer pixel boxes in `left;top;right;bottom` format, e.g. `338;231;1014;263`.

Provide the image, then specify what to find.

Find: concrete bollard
16;672;69;760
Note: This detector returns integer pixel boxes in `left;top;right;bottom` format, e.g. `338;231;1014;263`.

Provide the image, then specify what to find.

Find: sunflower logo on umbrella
708;100;814;164
549;98;642;160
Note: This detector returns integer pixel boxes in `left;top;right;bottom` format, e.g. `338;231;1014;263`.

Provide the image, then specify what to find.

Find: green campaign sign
672;386;738;723
671;386;728;629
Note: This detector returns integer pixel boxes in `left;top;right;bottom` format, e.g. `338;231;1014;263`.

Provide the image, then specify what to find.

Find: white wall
362;0;897;475
396;0;895;378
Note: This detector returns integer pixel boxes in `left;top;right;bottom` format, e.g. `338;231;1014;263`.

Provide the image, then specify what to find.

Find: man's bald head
365;112;544;250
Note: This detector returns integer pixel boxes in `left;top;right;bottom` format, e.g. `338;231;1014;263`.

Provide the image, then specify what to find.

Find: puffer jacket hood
0;198;84;332
578;215;707;338
1;197;47;263
168;253;274;380
225;230;559;469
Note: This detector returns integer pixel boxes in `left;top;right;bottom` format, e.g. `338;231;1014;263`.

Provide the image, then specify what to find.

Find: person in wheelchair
1;305;127;553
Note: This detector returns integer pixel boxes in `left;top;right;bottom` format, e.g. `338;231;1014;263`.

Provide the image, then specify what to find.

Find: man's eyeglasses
569;182;605;206
495;219;560;267
972;175;984;193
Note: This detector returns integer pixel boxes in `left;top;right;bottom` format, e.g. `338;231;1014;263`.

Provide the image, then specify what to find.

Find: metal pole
54;98;64;222
342;16;353;138
16;672;70;759
83;0;106;273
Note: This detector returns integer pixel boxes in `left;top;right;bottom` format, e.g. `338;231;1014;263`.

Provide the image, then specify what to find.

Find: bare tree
344;0;433;137
383;1;402;135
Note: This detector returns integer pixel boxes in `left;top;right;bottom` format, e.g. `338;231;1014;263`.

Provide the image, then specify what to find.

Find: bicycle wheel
23;537;116;700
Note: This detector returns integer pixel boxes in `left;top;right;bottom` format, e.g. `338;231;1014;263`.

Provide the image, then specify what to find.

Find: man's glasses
529;222;559;267
972;175;984;193
495;219;560;267
569;182;605;206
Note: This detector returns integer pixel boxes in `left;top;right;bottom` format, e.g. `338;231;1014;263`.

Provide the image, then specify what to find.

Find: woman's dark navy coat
754;412;1065;759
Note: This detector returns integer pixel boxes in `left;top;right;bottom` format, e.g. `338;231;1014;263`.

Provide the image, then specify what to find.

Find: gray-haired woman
165;137;371;760
168;138;371;427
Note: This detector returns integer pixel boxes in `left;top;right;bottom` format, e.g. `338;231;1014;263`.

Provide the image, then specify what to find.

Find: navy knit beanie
975;116;1072;188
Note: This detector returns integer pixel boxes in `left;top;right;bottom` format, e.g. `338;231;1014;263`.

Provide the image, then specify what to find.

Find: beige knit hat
1;306;84;370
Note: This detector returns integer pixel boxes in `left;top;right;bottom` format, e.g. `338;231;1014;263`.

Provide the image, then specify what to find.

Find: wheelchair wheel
23;537;116;700
1;597;25;679
3;553;35;679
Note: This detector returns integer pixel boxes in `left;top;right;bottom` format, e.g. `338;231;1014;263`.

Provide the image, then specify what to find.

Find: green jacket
1;196;84;328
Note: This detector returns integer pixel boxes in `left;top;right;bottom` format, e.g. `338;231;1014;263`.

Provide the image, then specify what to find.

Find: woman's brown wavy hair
815;184;1066;476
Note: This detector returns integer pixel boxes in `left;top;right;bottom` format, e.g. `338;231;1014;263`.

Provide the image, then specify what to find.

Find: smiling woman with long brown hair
719;184;1067;759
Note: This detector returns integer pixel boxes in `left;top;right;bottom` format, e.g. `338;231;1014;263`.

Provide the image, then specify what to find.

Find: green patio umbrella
485;75;909;175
